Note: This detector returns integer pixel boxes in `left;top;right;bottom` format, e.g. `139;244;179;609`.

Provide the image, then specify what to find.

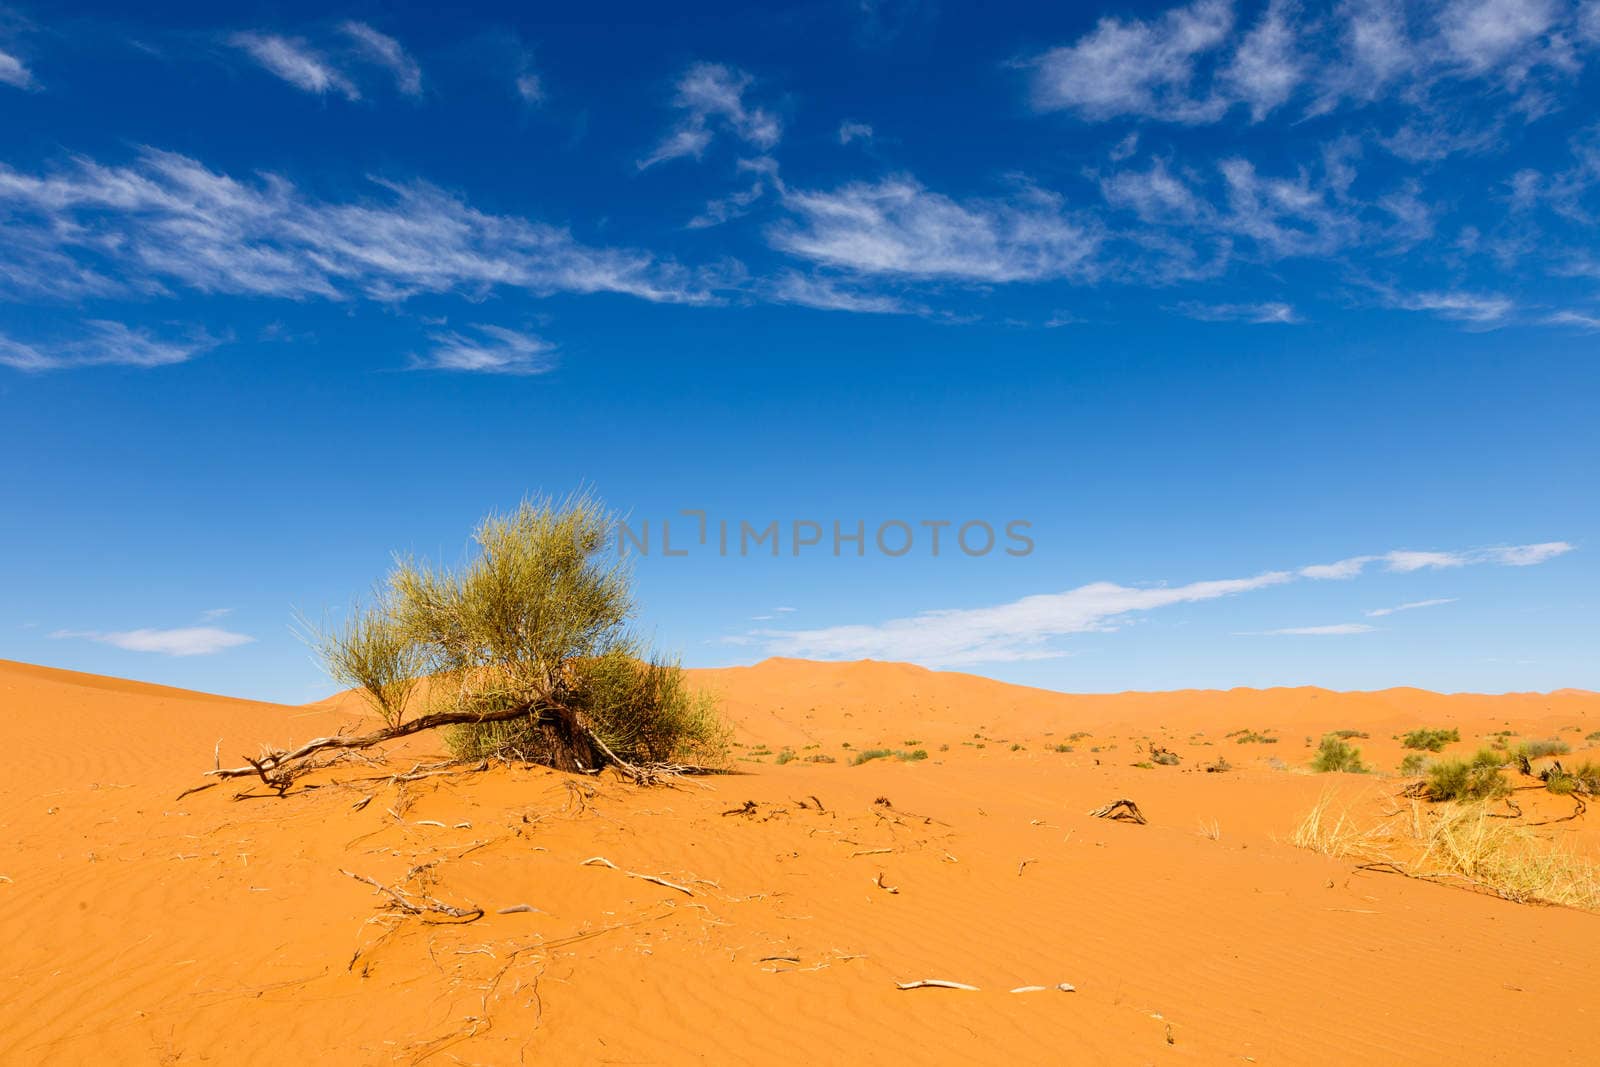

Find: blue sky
0;0;1595;702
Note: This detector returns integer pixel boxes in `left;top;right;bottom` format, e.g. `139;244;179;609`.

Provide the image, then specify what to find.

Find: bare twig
896;979;978;991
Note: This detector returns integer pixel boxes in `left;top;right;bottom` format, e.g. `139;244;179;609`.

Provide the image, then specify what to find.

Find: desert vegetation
1311;734;1366;773
204;493;728;792
1401;727;1460;752
1293;793;1600;910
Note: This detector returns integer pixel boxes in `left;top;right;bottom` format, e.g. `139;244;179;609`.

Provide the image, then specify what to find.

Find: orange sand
3;655;1598;1064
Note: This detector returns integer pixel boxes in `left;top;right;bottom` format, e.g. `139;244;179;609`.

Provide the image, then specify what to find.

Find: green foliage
1311;735;1366;773
1515;738;1571;761
774;748;796;765
1327;729;1369;740
1050;743;1074;753
852;748;928;766
1230;729;1278;744
318;493;728;770
1399;752;1428;776
1401;727;1460;752
1426;750;1511;801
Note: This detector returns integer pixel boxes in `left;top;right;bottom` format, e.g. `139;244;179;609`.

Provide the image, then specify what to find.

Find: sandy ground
3;655;1598;1065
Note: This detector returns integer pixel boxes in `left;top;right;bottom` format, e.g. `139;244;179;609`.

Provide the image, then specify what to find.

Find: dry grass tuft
1292;792;1600;911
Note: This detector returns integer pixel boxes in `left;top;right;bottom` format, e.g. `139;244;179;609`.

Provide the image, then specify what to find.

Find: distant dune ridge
3;655;1599;1064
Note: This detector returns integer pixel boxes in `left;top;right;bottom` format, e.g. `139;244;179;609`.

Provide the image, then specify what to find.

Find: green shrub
1399;752;1428;776
1401;727;1460;752
852;748;927;766
1050;743;1073;753
1426;752;1510;801
774;748;796;765
1515;738;1571;760
319;494;731;774
1328;729;1369;740
1311;735;1366;773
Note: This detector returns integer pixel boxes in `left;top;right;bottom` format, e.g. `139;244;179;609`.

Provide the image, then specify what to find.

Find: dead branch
211;703;540;784
339;868;484;924
896;979;978;991
1088;798;1147;824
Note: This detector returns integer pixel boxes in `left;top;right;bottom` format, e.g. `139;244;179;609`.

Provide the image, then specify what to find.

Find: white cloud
0;321;218;372
418;324;556;375
1176;300;1300;323
1304;542;1573;578
1222;0;1304;121
839;121;874;145
749;571;1294;666
0;148;713;306
0;48;34;90
1252;623;1377;635
767;271;913;314
515;73;544;103
340;21;422;96
51;626;255;656
231;33;359;100
771;176;1100;283
1028;0;1233;122
1366;597;1457;617
1384;288;1515;326
640;63;781;169
1545;309;1600;329
743;540;1572;665
1436;0;1558;72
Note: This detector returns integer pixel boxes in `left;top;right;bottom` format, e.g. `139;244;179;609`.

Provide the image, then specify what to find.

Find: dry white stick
581;856;619;869
628;872;693;896
850;847;894;857
896;979;979;991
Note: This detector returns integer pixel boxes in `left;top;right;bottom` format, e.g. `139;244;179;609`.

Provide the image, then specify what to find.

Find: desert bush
1585;730;1600;744
321;493;728;773
1514;738;1571;761
1328;729;1369;740
774;748;796;765
1312;735;1366;773
1401;727;1460;752
1231;729;1278;744
1399;752;1428;776
1425;750;1510;801
852;748;927;766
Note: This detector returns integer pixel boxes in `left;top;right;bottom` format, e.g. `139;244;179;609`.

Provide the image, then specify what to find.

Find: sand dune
2;656;1598;1064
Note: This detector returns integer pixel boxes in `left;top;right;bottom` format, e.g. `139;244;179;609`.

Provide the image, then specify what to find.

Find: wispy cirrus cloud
771;176;1101;283
0;148;716;308
1366;597;1457;617
417;324;556;375
51;626;255;656
0;321;219;372
640;63;781;169
340;21;422;97
231;32;359;100
1029;0;1590;127
1302;541;1573;579
738;539;1571;665
1176;299;1300;323
1249;623;1377;635
0;46;34;90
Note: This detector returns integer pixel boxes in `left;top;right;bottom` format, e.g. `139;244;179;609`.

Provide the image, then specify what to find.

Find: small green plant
1328;729;1369;740
852;747;928;766
1312;735;1366;773
903;739;921;746
1401;727;1460;752
1515;738;1571;761
803;753;836;764
1050;743;1073;753
1399;752;1428;776
1010;742;1024;752
1232;729;1278;744
774;748;796;765
1426;750;1510;800
1585;730;1600;744
1133;761;1155;769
